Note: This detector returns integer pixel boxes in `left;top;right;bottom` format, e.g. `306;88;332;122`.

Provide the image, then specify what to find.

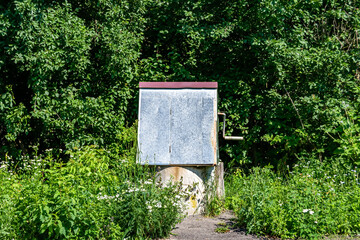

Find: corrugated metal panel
138;88;218;165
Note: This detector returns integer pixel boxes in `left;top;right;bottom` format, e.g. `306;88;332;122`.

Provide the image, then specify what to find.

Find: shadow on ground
167;211;271;240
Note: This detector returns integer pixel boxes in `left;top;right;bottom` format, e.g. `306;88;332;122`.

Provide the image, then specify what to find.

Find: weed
226;160;360;239
215;225;230;233
0;146;187;239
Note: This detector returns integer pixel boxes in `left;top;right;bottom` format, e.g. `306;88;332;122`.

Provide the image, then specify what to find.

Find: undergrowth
226;160;360;239
0;146;187;239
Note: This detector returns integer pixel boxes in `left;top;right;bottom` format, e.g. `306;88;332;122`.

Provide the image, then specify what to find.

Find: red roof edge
139;82;218;89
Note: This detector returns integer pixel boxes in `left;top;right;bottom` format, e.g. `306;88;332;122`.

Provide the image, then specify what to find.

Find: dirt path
167;212;360;240
168;211;264;240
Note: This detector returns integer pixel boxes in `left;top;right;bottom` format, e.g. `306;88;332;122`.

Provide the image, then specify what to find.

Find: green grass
215;226;230;233
226;160;360;239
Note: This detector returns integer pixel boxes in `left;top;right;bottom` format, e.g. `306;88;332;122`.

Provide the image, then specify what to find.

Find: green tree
1;0;360;169
1;0;146;162
139;0;360;168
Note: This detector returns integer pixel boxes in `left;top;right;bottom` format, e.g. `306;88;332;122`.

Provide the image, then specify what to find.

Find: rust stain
212;133;216;165
211;100;217;165
190;195;197;209
174;167;180;181
169;167;181;181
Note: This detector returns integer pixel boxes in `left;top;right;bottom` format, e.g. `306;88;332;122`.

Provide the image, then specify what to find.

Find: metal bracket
218;112;244;141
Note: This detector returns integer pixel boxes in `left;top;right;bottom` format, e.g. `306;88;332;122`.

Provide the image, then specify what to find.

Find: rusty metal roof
139;82;218;89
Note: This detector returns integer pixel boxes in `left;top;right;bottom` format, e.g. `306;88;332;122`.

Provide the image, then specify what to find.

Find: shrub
0;164;18;239
226;161;360;239
0;146;186;239
2;0;360;171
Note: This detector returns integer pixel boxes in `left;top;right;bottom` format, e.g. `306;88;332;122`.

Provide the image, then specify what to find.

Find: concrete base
156;162;224;215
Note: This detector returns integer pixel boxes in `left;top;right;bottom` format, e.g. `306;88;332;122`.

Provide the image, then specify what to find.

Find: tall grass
226;160;360;239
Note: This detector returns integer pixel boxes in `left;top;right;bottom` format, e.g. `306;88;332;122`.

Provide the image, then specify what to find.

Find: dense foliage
1;0;145;162
141;0;360;168
0;146;186;239
226;161;360;239
1;0;360;169
1;0;360;239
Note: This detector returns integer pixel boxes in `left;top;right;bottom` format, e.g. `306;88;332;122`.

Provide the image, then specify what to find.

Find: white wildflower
126;187;142;193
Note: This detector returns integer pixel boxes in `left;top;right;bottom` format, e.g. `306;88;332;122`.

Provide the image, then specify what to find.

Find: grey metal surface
138;89;217;165
138;96;171;164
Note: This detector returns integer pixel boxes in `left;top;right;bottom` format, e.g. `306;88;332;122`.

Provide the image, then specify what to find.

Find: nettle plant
2;146;187;239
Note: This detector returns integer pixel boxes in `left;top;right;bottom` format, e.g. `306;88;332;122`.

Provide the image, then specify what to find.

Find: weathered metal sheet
170;97;203;165
138;96;171;165
138;87;218;165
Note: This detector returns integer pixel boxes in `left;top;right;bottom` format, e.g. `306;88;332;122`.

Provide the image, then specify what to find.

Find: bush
140;0;360;168
1;0;144;162
226;161;360;239
0;146;186;239
2;0;360;171
0;165;18;239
